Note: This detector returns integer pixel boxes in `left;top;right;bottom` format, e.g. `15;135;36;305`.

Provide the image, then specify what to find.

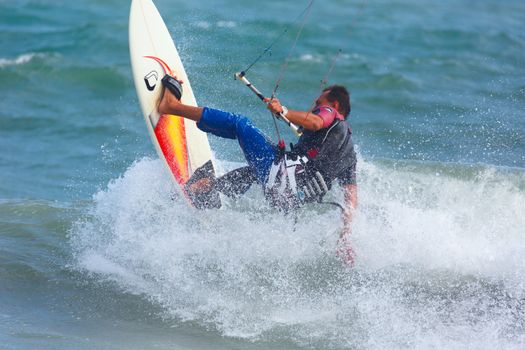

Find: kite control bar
234;72;303;136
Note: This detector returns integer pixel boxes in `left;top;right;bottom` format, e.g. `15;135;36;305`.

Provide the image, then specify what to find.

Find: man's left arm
342;184;357;235
336;177;357;265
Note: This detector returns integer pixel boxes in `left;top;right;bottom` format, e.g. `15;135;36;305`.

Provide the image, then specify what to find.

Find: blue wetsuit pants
197;107;277;183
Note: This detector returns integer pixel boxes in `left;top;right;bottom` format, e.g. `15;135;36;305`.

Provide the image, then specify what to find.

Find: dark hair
323;85;351;118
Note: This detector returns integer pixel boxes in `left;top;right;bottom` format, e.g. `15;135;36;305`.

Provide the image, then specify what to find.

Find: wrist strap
281;105;289;117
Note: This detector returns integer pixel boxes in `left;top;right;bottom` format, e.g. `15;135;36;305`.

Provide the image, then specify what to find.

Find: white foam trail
0;53;43;68
194;21;237;29
216;21;236;28
300;53;322;63
298;52;354;64
195;21;211;29
70;157;525;349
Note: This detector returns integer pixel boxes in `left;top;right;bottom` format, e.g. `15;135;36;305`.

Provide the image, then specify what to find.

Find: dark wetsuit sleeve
337;162;357;186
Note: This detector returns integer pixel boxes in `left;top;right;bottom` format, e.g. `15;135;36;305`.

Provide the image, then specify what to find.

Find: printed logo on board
144;71;158;91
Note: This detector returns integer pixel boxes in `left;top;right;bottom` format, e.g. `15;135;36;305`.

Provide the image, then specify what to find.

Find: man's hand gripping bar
234;72;303;136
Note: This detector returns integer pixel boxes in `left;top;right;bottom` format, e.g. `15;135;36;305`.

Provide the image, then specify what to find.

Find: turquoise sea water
1;0;524;349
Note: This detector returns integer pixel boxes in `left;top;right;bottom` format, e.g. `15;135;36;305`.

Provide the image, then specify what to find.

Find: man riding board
159;75;357;263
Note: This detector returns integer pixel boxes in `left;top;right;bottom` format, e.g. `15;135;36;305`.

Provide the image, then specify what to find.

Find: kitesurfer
159;74;357;263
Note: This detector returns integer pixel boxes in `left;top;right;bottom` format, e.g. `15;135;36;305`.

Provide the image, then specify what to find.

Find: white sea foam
195;21;211;29
298;52;356;64
216;21;236;28
70;156;525;349
194;21;237;30
0;53;43;68
300;53;323;63
354;161;525;280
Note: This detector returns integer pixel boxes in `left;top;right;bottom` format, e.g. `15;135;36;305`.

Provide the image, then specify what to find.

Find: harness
264;119;354;210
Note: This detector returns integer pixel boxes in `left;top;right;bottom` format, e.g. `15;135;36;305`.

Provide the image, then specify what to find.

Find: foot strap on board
161;74;183;100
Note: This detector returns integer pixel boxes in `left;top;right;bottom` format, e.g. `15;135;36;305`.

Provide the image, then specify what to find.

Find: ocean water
1;0;524;349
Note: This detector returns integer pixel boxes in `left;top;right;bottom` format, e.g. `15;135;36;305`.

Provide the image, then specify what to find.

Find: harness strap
285;154;304;195
277;163;288;194
266;150;332;204
286;165;298;194
266;159;281;189
303;185;312;198
315;172;329;193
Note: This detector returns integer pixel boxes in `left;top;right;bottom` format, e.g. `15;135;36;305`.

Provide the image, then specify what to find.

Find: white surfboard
129;0;221;208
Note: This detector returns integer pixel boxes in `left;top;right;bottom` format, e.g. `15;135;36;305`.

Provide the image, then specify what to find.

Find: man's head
316;85;351;119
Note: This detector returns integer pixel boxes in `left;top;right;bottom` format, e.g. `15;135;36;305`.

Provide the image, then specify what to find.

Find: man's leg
158;88;204;122
197;107;276;183
159;89;276;183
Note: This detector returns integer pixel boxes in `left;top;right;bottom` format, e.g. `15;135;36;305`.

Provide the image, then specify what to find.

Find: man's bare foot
158;75;184;115
157;75;203;122
188;177;214;194
158;88;181;115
